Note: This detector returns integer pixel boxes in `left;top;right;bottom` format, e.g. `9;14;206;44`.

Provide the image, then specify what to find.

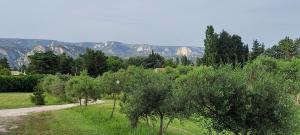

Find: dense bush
30;87;45;105
0;75;43;92
38;74;71;100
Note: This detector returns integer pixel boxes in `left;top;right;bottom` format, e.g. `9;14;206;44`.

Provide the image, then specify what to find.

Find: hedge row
0;75;44;92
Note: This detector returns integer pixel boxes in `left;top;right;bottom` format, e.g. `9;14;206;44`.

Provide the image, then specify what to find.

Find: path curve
0;100;104;117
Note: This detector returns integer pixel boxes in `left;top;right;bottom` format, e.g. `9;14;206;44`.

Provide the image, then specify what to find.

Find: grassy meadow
10;100;209;135
0;93;66;109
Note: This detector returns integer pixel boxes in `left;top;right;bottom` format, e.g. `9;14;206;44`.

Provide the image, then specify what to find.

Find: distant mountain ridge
0;38;204;68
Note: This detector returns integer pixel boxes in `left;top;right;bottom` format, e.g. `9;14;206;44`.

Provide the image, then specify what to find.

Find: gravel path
0;100;104;133
0;100;104;117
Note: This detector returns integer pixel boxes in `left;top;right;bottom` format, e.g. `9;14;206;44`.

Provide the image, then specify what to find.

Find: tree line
37;56;299;135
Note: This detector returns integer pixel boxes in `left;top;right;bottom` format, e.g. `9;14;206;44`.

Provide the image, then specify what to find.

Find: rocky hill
0;38;204;68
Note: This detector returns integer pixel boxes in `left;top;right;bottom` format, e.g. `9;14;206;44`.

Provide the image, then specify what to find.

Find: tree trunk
110;93;116;118
158;113;164;135
85;94;88;106
130;116;138;128
163;118;173;134
79;96;81;106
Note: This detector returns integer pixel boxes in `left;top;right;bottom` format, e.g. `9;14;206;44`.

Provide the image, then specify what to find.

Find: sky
0;0;299;47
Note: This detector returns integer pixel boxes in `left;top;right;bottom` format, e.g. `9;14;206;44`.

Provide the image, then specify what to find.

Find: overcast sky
0;0;299;47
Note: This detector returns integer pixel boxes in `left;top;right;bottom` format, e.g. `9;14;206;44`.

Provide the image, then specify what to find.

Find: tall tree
203;25;219;66
180;55;191;66
0;57;10;69
58;53;74;74
202;26;249;66
106;56;124;72
28;51;59;74
142;50;165;68
79;49;108;77
250;40;265;60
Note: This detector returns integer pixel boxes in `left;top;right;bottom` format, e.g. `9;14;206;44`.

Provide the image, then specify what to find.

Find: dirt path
0;100;104;134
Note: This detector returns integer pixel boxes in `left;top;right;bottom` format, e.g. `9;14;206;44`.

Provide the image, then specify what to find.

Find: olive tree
96;69;126;118
38;74;67;100
175;65;298;135
120;66;174;135
65;70;98;106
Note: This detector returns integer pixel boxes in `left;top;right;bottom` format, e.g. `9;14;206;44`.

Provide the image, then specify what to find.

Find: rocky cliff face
0;38;204;68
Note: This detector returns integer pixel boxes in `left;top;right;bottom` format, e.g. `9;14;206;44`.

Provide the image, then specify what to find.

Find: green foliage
65;70;99;106
243;62;298;135
28;51;59;74
58;53;74;74
0;57;10;69
202;25;249;66
38;74;70;100
265;37;299;59
0;75;43;92
30;87;45;105
106;56;124;72
176;65;193;75
142;51;165;68
180;55;192;66
120;66;173;134
0;67;10;75
164;59;176;68
96;69;126;117
79;49;108;77
126;56;146;67
250;40;265;60
175;65;298;134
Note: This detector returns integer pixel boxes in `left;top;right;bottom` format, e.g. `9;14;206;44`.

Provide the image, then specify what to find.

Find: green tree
58;53;74;74
0;57;10;69
142;50;165;68
28;51;59;74
195;57;202;66
120;66;173;135
203;25;218;66
39;74;69;100
79;49;108;77
126;56;146;67
265;37;299;59
96;70;125;118
202;26;249;66
164;59;176;68
180;55;191;66
0;68;10;75
250;40;265;60
106;56;124;72
65;70;98;106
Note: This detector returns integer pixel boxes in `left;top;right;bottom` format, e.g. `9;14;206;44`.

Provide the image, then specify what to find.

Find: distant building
10;71;25;76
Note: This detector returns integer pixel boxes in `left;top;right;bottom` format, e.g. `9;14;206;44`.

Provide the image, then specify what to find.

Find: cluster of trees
265;37;300;59
26;49;195;76
202;26;300;67
37;56;299;135
27;49;112;76
202;26;249;66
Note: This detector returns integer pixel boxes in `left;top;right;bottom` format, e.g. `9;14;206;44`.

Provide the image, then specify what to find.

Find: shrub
30;87;45;105
0;75;43;92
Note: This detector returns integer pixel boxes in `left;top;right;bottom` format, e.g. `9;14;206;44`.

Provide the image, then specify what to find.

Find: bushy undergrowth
0;75;43;92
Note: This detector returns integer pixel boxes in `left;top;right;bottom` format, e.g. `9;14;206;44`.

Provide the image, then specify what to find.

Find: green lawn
0;92;66;109
8;100;300;135
10;101;208;135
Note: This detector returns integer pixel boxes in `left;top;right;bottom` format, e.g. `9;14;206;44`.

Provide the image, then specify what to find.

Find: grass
0;92;67;109
10;100;208;135
8;100;300;135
